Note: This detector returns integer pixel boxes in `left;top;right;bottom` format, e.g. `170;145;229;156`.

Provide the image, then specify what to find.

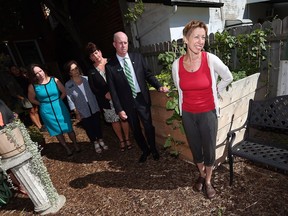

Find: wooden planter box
151;73;266;164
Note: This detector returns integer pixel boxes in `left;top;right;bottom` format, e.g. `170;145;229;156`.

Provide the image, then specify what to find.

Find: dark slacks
81;111;103;142
126;93;156;154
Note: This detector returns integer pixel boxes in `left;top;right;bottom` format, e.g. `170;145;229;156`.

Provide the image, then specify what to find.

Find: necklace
183;57;201;72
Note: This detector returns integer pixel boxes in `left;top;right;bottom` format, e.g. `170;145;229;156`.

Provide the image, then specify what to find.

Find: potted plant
0;119;59;206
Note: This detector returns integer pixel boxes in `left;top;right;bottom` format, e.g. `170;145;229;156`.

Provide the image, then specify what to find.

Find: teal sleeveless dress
34;77;73;136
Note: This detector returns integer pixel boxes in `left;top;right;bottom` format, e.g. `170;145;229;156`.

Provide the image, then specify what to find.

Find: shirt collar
116;54;129;62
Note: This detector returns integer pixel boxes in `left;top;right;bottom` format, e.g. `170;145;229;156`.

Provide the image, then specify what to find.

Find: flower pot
0;126;26;158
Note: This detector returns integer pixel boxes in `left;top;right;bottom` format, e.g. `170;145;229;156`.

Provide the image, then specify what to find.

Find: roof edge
127;0;224;8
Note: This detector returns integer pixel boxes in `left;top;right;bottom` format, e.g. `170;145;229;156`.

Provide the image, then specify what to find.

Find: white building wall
169;7;210;41
129;0;247;47
221;0;247;20
209;7;225;33
134;4;171;46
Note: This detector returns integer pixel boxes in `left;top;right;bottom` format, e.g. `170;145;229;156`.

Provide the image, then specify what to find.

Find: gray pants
182;110;218;166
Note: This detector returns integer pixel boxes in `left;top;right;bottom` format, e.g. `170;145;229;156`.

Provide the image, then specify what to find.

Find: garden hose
0;173;12;206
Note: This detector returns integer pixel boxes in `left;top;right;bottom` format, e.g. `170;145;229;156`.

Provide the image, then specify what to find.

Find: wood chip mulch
1;121;287;216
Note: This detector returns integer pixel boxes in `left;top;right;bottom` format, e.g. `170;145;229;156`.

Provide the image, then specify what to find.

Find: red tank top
179;52;215;113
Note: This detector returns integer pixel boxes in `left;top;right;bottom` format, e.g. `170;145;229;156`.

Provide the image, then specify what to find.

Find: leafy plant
124;0;144;23
28;125;45;145
236;29;268;76
157;40;186;88
16;120;58;205
209;30;236;66
231;70;247;81
208;28;270;78
156;41;186;156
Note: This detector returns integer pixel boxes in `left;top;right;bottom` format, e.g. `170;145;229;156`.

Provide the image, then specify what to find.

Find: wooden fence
138;16;288;97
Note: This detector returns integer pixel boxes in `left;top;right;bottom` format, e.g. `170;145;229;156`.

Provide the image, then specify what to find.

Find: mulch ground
1;120;287;216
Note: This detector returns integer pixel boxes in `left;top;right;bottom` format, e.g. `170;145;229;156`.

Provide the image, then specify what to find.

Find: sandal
193;176;205;192
99;140;108;150
94;142;102;154
125;139;133;150
120;141;126;152
204;183;216;199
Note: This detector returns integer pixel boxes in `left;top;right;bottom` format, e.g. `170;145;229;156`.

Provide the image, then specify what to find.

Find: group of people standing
2;20;233;199
26;31;168;163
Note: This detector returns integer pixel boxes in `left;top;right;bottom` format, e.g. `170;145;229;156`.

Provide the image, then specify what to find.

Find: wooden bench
227;95;288;185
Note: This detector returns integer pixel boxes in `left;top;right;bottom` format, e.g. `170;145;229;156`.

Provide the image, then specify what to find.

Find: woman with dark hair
85;42;131;152
64;60;107;153
9;65;45;131
27;64;80;157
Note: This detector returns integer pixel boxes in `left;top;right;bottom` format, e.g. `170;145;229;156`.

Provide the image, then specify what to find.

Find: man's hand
158;86;169;93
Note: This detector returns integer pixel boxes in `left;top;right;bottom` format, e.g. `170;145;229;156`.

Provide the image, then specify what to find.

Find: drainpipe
135;5;178;42
219;0;225;29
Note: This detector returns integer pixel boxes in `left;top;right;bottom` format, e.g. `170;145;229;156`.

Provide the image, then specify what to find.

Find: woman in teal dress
27;64;80;156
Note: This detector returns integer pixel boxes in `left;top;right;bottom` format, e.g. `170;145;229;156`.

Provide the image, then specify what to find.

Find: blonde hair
183;20;208;39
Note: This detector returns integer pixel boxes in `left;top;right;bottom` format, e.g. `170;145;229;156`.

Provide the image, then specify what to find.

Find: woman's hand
0;112;4;127
75;113;81;121
74;110;81;121
118;111;128;120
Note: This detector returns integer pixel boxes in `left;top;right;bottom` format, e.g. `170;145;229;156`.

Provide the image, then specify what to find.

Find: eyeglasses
70;67;78;72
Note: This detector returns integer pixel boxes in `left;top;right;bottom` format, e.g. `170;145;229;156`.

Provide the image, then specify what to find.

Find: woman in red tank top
172;20;233;199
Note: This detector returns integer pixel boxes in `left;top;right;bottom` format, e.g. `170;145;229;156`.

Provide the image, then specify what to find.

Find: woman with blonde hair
172;20;233;199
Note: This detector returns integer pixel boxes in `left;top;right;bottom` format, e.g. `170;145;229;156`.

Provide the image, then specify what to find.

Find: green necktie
123;58;137;98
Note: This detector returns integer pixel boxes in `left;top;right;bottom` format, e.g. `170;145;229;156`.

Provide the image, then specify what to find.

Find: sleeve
172;59;179;89
65;82;76;111
0;99;15;125
88;70;98;96
209;53;233;93
105;64;123;114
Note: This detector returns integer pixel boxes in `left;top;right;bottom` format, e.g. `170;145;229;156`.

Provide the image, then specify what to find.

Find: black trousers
125;93;156;154
81;111;103;143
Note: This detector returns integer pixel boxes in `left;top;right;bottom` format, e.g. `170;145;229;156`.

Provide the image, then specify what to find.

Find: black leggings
81;112;103;142
182;110;218;166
